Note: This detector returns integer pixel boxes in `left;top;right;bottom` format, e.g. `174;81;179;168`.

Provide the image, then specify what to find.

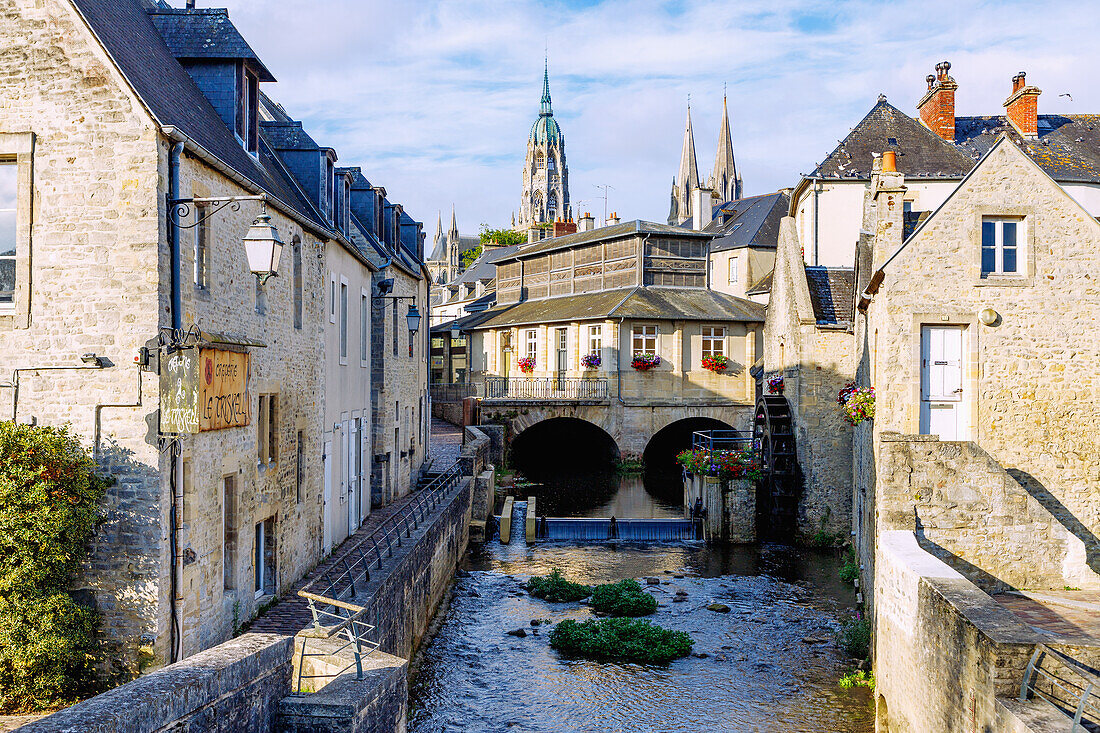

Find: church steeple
710;94;742;202
540;58;552;116
449;204;459;240
668;104;699;225
435;210;443;239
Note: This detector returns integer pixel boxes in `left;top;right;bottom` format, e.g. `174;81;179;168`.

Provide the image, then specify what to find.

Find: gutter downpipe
168;141;184;664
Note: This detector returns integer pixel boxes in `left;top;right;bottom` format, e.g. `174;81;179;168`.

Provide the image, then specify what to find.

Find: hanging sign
160;347;200;435
199;348;251;431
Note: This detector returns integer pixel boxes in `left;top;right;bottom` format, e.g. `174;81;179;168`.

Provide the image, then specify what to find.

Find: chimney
579;212;595;232
916;61;957;141
1004;71;1041;138
606;212;621;227
553;220;578;237
869;152;906;266
692;187;714;230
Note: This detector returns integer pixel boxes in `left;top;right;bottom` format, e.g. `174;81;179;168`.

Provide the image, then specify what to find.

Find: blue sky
212;0;1097;235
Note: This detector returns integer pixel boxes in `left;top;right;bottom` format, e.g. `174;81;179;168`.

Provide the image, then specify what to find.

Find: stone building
0;0;429;674
426;206;479;288
517;62;570;232
702;190;788;303
791;61;1100;266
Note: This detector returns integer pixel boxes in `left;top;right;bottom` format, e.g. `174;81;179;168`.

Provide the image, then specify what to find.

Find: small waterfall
512;501;529;545
543;518;698;542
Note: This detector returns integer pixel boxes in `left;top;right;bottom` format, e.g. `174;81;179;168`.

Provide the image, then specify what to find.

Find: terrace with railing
483;376;609;401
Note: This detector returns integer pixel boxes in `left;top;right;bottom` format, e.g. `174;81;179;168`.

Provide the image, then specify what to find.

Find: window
727;258;738;284
981;217;1022;276
329;275;336;323
392;300;399;356
0;159;14;305
326;158;335;223
702;326;726;358
254;517;274;598
535;151;545;172
292;237;303;329
343;178;352;234
632;324;657;355
239;67;259;155
258;394;278;463
340;281;348;362
361;292;369;363
295;430;304;504
194;203;209;289
223;475;237;591
525;329;538;360
588;325;602;354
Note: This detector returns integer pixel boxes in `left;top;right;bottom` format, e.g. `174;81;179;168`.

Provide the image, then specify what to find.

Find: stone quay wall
20;634;293;733
877;433;1099;593
683;474;754;543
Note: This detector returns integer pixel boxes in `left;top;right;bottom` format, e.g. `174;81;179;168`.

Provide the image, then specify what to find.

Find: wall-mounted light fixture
81;353;106;368
169;195;283;283
978;307;999;326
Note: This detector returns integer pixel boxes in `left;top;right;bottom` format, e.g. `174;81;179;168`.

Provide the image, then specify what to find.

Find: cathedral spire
436;210;443;238
540;58;552;117
710;93;742;202
669;103;699;225
449;204;459;239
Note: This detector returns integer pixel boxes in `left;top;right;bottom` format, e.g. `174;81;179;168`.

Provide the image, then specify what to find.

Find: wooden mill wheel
752;395;800;538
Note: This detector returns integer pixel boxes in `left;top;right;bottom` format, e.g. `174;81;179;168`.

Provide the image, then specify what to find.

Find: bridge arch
642;416;736;474
510;416;621;481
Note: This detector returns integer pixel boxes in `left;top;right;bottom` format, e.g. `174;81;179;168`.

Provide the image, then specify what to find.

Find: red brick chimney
916;61;957;141
1004;71;1041;138
553;220;577;237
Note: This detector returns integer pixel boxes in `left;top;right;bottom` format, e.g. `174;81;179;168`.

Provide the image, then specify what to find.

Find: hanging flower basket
701;355;729;373
517;356;536;374
767;376;784;394
631;353;661;371
580;353;601;369
838;381;875;425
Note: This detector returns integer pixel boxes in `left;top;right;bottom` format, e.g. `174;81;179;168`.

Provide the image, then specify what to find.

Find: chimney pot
1004;70;1041;137
926;74;935;90
882;150;897;172
917;61;957;141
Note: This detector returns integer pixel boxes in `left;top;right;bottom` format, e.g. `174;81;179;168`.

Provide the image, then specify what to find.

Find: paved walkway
993;590;1100;643
249;418;464;636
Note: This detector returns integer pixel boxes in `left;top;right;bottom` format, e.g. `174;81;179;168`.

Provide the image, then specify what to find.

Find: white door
341;421;350;541
920;326;965;439
322;440;333;555
348;419;359;536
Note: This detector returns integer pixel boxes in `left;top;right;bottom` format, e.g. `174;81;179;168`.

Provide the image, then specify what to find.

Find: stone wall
874;531;1038;732
22;633;293;733
683;474;755;543
877;433;1098;592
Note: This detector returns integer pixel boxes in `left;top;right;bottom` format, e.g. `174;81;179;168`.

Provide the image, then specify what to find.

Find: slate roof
71;0;329;235
469;286;764;330
500;220;713;263
451;245;524;287
705;192;789;252
745;271;773;296
812;99;973;180
427;236;448;262
812;98;1100;184
804;267;854;326
147;8;274;81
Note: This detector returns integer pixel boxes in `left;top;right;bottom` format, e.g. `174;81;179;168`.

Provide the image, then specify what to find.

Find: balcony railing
430;382;476;403
692;429;753;452
484;376;609;400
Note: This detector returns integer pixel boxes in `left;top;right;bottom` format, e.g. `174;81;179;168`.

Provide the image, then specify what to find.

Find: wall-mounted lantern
170;194;283;283
406;304;422;335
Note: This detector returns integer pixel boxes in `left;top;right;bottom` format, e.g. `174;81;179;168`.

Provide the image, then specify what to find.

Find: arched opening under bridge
641;417;737;506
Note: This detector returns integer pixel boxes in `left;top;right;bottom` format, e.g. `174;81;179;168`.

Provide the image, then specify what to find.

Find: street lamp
242;208;285;283
406;304;421;335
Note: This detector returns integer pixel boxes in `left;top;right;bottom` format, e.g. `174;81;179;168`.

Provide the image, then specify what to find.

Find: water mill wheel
752;395;801;538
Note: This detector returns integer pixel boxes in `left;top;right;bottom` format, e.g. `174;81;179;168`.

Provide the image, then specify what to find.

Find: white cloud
207;0;1100;231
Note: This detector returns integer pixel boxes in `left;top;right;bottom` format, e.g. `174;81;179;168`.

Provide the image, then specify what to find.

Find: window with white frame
981;217;1022;276
588;325;602;354
339;281;348;362
701;326;726;358
194;203;209;289
0;159;15;305
525;329;538;360
632;324;657;355
727;257;738;284
361;292;369;363
329;275;336;323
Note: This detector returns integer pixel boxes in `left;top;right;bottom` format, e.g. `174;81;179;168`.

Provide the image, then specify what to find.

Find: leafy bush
839;547;859;584
839;669;875;689
549;618;692;665
526;569;591;603
837;614;871;659
0;422;110;711
590;579;657;617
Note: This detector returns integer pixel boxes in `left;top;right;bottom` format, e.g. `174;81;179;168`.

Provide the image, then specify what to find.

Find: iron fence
483;376;608;400
691;429;753;452
430;382;475;403
294;461;463;692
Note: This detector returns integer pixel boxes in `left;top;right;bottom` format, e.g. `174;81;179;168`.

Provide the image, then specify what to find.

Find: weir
538;517;698;542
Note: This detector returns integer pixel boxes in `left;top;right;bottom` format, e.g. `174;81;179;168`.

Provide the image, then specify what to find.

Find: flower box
676;447;763;482
631;353;661;371
580;353;601;369
517;356;536;374
701;355;729;373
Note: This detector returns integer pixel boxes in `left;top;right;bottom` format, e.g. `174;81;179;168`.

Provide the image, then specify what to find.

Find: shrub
526;569;591;603
0;422;110;711
839;669;875;689
839;547;859;584
549;617;692;665
590;579;657;617
837;614;871;659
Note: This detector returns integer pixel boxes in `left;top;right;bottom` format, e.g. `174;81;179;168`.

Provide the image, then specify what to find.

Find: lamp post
169;194;284;285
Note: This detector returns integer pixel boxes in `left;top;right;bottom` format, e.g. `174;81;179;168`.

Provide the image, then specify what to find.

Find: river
407;472;874;732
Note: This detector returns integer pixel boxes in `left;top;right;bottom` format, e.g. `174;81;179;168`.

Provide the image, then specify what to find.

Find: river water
407;473;874;733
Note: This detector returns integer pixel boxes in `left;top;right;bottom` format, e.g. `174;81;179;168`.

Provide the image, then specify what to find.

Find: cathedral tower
668;104;699;225
709;94;742;202
519;61;569;230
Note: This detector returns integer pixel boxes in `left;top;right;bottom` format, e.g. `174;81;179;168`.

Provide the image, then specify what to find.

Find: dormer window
325;158;335;223
343;177;351;234
238;66;260;155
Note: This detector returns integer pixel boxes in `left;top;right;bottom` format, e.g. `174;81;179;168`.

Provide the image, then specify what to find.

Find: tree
479;226;525;248
0;422;110;711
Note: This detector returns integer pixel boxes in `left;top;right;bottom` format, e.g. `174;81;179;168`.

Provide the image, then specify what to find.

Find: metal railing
691;429;753;452
430;382;475;403
484;376;609;400
294;461;463;692
1020;644;1100;730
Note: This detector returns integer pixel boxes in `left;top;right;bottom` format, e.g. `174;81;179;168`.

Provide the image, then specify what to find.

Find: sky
209;0;1098;234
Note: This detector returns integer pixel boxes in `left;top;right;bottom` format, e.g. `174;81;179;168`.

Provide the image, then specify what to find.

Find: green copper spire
540;59;552;117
